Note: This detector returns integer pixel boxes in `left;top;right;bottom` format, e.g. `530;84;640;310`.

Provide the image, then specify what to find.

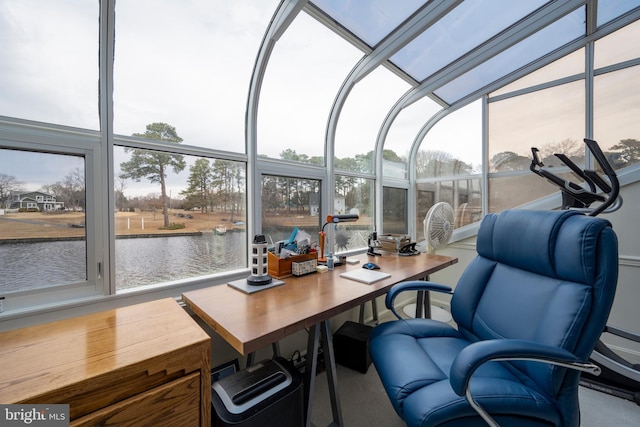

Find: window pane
383;187;407;234
488;81;585;172
259;12;361;163
333;176;374;253
489;174;565;212
416;178;482;237
0;0;99;129
491;49;584;97
0;149;86;293
594;65;640;170
261;175;321;245
384;97;441;179
594;20;640;69
114;145;246;290
336;67;410;174
417;100;482;179
114;0;272;151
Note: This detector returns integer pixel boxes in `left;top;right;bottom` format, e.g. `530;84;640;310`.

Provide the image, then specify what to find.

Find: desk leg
304;323;321;426
304;320;343;427
415;290;432;319
246;342;281;368
415;276;432;319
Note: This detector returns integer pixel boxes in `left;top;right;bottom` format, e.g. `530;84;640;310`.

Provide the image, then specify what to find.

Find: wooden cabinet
0;298;211;426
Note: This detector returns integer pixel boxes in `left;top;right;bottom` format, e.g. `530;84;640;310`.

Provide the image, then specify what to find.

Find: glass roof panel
491;49;584;97
390;0;549;82
594;19;640;69
435;7;585;104
597;0;640;27
310;0;424;47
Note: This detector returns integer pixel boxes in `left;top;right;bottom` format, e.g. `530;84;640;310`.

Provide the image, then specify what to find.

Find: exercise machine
531;138;640;405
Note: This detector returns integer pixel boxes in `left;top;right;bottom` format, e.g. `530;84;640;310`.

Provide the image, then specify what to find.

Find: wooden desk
182;252;457;426
0;298;211;427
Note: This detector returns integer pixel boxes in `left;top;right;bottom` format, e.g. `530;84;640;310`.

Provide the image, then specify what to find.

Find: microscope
367;231;382;256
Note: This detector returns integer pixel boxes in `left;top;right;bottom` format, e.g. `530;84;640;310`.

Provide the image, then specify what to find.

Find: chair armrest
386;280;453;319
449;339;601;427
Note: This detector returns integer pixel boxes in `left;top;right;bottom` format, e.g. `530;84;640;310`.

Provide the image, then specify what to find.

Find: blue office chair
369;209;618;427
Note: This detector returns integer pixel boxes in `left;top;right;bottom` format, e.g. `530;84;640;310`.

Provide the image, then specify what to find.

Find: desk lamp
319;214;359;263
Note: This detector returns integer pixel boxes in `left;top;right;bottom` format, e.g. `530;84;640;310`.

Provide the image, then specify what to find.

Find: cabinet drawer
72;372;201;427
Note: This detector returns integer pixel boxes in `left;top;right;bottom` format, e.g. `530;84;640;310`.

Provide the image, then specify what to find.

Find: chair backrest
450;209;618;397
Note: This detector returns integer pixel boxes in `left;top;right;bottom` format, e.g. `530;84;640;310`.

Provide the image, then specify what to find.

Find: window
0;0;99;129
594;66;640;171
258;12;360;163
416;101;483;229
384;97;441;179
113;0;269;152
336;67;410;175
488;80;585;212
383;187;407;234
114;144;247;291
261;175;321;246
0;148;87;293
593;23;640;172
333;176;374;253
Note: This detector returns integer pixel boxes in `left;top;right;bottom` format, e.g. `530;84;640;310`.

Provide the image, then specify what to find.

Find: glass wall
1;0;639;317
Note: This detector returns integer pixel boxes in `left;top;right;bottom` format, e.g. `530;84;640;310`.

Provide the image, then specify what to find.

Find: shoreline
0;231;210;244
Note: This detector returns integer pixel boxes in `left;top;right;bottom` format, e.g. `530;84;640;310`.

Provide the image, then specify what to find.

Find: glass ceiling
308;0;640;107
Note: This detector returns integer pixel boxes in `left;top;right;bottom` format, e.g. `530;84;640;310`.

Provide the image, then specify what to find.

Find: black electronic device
212;357;303;427
398;242;419;256
362;262;380;270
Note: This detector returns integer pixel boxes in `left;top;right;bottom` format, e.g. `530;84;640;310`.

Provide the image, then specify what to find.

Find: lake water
0;233;247;293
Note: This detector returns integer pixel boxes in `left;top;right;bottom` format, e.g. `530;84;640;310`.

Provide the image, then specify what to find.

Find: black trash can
211;357;303;427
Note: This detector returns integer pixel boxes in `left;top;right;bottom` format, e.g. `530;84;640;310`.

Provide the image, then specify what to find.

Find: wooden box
268;251;317;279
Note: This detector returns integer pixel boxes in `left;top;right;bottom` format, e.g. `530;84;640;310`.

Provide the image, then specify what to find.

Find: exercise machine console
530;138;639;405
